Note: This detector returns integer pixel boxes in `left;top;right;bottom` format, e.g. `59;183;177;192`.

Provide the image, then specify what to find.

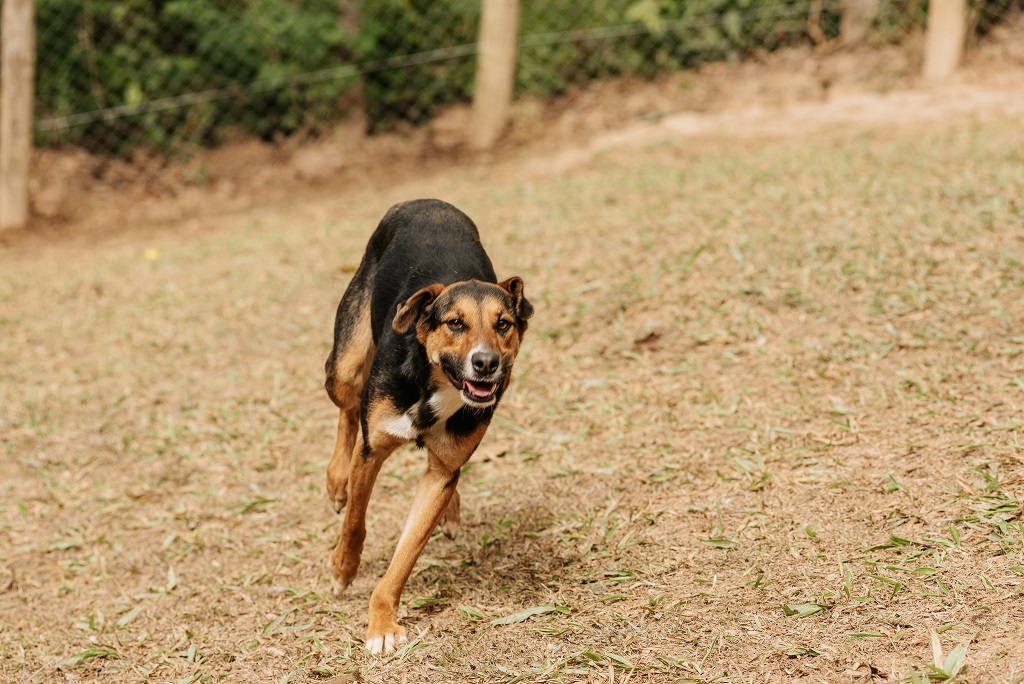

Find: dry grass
3;108;1024;683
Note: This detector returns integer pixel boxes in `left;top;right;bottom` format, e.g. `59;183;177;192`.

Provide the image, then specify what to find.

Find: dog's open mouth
462;379;496;402
445;368;497;404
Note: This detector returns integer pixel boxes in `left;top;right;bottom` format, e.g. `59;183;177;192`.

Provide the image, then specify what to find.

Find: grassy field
2;112;1024;683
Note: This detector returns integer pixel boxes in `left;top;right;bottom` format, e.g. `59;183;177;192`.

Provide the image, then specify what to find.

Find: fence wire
32;0;1024;165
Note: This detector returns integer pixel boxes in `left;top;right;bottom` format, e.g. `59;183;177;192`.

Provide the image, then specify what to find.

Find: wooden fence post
1;0;36;231
470;0;519;150
841;0;879;46
923;0;967;83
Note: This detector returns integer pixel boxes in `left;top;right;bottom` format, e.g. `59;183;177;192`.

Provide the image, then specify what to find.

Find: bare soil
2;31;1024;684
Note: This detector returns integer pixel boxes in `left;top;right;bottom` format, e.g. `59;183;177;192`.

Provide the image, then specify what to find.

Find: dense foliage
36;0;353;153
301;0;835;132
32;0;1017;153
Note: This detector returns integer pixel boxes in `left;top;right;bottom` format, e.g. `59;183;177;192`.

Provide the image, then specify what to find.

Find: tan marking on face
418;285;524;380
478;295;522;363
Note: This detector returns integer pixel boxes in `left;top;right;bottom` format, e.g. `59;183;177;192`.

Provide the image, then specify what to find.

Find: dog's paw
365;598;406;656
328;547;359;596
438;513;460;539
330;575;350;598
326;478;348;514
366;630;407;656
365;620;406;656
323;554;350;597
329;562;358;596
438;489;460;539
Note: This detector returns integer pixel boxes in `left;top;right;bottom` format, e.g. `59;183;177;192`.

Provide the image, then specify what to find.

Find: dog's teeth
464;380;494;399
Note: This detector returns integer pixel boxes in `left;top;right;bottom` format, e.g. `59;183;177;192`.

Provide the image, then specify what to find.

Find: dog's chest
428;384;465;425
382;385;464;441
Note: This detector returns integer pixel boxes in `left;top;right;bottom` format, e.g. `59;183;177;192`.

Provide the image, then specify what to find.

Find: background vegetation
36;0;846;149
31;0;1024;152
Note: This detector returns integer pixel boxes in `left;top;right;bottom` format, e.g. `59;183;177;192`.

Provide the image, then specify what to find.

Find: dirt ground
3;33;1024;684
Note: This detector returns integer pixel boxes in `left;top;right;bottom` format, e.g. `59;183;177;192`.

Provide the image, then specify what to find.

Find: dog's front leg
330;433;396;596
364;449;468;655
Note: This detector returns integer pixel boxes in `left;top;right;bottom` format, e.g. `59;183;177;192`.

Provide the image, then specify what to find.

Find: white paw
330;575;350;597
439;515;460;539
366;632;407;656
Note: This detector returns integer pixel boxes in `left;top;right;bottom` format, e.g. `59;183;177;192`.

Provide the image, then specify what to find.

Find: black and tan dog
324;199;533;655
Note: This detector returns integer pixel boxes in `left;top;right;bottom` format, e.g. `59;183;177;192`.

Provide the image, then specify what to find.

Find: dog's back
362;199;498;342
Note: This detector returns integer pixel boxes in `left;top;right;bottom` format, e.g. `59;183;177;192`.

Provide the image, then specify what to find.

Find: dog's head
392;278;534;408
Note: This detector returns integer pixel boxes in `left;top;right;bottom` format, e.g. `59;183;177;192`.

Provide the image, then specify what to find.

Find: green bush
356;0;479;132
35;0;353;154
515;0;835;95
352;0;833;120
32;0;1020;154
353;0;831;129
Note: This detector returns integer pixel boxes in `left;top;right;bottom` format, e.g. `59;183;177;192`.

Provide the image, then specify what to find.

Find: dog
323;199;533;655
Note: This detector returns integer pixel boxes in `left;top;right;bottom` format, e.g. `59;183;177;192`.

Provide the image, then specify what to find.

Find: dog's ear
392;284;445;335
498;276;534;322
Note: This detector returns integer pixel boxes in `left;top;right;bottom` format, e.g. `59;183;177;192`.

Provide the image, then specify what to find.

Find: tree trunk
470;0;520;150
923;0;967;83
841;0;880;46
1;0;36;231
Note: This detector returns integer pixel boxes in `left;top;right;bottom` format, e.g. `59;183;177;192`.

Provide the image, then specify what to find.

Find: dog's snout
471;350;499;375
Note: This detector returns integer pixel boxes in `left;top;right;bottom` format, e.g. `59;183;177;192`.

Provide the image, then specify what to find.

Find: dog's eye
447;319;464;331
496;318;511;332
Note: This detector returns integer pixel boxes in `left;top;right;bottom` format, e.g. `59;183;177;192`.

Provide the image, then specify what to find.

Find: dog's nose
471;351;499;375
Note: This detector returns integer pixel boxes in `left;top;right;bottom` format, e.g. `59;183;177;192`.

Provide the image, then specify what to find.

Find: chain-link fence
28;0;1024;166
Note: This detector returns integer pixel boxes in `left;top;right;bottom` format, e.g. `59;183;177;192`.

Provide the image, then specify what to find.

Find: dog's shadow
402;490;571;606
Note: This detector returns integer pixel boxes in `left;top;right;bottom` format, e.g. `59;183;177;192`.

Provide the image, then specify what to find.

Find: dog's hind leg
330;419;403;595
438;487;460;539
326;407;360;513
325;284;374;513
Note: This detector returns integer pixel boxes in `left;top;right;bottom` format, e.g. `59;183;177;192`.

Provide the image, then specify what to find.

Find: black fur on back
328;199;503;443
365;199;498;341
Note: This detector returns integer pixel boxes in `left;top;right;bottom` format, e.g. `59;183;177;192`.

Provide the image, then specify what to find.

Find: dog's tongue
464;380;493;399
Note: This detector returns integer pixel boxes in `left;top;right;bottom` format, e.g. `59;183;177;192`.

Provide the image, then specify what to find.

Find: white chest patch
382;412;418;440
429;384;465;423
381;385;465;442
